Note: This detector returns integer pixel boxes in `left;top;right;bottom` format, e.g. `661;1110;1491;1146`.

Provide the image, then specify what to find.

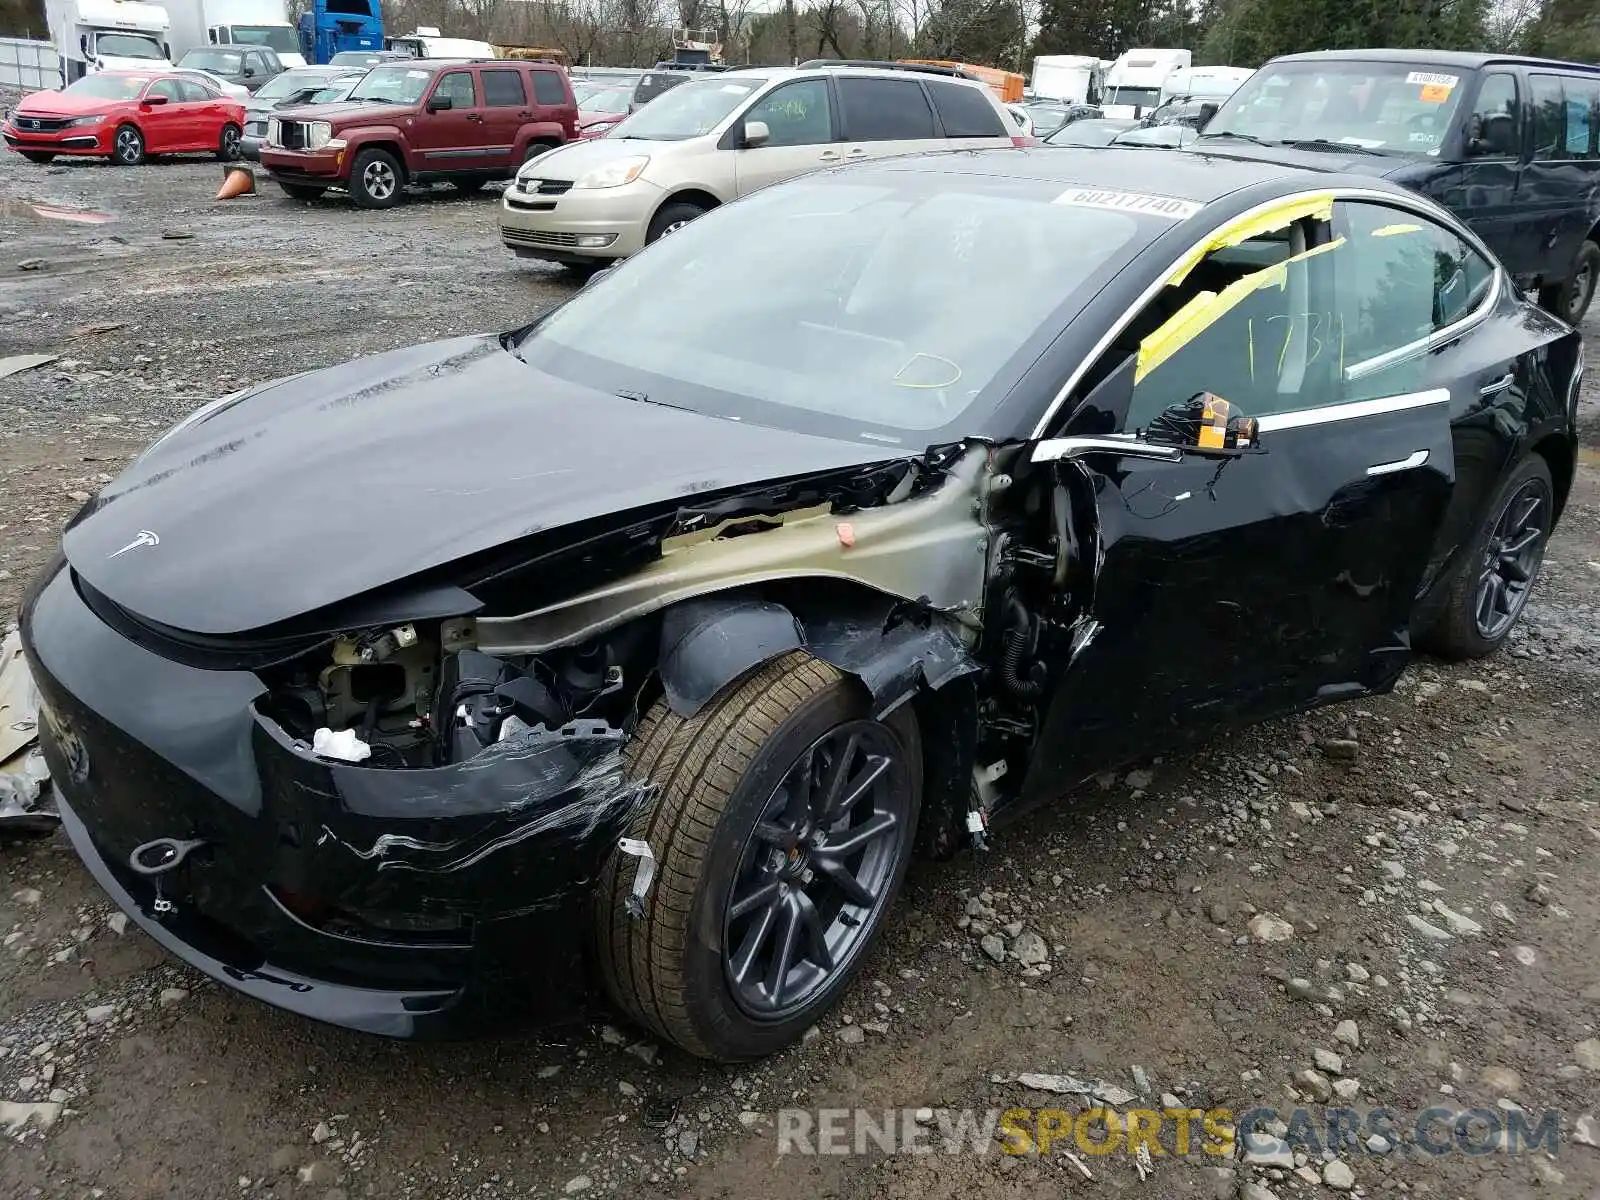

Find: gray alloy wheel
218;123;242;161
112;125;144;165
1473;473;1552;642
722;719;914;1020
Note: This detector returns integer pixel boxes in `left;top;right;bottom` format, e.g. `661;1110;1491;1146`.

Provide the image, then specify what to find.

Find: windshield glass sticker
1406;71;1459;87
1053;188;1201;220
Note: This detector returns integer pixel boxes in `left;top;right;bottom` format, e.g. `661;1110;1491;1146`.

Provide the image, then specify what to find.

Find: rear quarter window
836;77;937;141
927;80;1005;137
532;69;567;106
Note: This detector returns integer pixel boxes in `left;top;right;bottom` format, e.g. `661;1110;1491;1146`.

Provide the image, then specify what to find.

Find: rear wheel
1414;454;1554;660
646;200;707;245
348;147;402;209
277;182;326;201
596;651;921;1061
1539;239;1599;325
19;151;54;164
521;141;557;165
110;124;144;166
216;123;242;160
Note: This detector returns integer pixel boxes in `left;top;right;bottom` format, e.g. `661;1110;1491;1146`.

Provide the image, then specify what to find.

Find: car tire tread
596;651;842;1059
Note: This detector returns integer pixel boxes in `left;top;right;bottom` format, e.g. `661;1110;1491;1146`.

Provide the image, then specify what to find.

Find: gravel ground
1;119;1599;1200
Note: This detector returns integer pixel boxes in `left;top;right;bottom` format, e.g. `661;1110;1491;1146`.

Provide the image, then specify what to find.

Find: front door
139;78;188;152
732;78;837;198
1447;70;1525;274
1021;205;1462;796
411;70;489;173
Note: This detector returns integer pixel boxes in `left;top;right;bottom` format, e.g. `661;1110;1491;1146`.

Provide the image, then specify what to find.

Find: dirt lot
1;133;1598;1200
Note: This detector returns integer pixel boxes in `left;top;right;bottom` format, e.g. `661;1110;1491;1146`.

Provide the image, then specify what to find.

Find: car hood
1184;138;1413;177
272;99;413;126
525;135;671;180
16;89;128;116
64;336;898;637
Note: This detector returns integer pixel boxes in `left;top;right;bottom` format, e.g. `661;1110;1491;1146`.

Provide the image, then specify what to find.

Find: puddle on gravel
0;198;115;224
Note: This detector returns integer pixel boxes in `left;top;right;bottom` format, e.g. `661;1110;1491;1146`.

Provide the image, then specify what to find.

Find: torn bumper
21;563;645;1038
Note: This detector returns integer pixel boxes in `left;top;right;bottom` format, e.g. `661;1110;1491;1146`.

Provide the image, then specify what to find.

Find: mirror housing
1147;392;1260;456
242;65;255;77
427;94;453;111
1197;101;1218;129
742;119;770;148
142;93;169;106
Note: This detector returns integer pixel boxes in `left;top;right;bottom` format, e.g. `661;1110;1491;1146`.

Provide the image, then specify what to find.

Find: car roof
1270;47;1600;75
848;145;1417;207
723;64;997;89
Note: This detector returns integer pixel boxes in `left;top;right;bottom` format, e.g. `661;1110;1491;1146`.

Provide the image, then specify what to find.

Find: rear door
731;77;838;197
177;78;223;149
925;78;1011;149
411;70;490;172
1523;73;1596;284
832;75;945;165
478;66;530;168
529;67;575;142
1020;202;1463;796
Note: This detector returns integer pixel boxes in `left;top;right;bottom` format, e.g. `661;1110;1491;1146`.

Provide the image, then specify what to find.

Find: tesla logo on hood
108;530;160;559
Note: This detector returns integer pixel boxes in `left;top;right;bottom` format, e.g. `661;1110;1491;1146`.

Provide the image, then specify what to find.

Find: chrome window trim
1030;435;1180;464
1254;387;1450;432
1028;185;1505;440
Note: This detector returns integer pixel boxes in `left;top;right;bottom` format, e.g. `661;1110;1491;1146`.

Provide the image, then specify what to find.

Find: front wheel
1539;239;1599;325
646;200;707;245
1414;454;1554;660
110;124;144;166
348;147;403;209
596;651;921;1061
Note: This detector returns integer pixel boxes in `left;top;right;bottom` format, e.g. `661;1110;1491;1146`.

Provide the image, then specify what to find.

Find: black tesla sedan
18;147;1581;1061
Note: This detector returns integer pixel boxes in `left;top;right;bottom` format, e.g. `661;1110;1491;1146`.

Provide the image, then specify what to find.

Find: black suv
1195;49;1600;323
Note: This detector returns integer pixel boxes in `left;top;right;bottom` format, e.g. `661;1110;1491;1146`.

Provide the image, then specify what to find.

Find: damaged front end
20;439;1010;1036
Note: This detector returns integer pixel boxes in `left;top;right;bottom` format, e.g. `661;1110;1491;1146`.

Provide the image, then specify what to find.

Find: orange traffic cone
216;165;256;200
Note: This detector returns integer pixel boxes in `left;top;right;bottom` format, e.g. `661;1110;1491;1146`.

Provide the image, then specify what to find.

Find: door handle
819;149;841;161
846;148;868;158
1479;371;1515;396
466;113;484;122
1366;449;1429;476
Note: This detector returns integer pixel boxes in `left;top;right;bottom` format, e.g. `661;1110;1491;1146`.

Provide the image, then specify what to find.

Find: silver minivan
499;63;1023;274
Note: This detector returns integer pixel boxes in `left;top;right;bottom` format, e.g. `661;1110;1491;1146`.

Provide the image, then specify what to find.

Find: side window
482;69;527;107
1530;74;1566;160
1336;201;1496;400
1126;231;1336;433
740;79;833;147
433;71;477;109
1562;75;1598;158
1466;72;1519;156
926;79;1005;137
531;69;567;106
835;77;936;141
178;79;215;103
146;78;184;102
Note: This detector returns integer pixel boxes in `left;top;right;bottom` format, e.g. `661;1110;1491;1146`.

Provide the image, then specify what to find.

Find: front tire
110;124;144;166
646;200;707;245
1414;454;1554;660
348;147;403;209
1539;239;1599;325
597;651;921;1061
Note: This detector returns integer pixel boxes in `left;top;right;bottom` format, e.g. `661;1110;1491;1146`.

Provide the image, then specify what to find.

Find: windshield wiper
1277;138;1388;156
1196;130;1270;145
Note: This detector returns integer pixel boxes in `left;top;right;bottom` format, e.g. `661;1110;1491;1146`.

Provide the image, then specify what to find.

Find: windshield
1045;119;1135;146
1205;60;1467;154
511;179;1143;443
228;26;299;54
1105;85;1161;108
310;80;359;102
614;75;765;139
580;88;631;115
181;49;244;73
95;33;165;60
64;74;150;100
348;65;433;104
331;52;388;65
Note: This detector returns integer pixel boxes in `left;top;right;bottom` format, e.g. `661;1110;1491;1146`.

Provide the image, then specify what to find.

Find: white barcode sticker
1053;187;1202;220
1405;71;1459;87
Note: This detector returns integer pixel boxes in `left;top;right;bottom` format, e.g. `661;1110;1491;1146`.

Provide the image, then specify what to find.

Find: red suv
258;59;577;207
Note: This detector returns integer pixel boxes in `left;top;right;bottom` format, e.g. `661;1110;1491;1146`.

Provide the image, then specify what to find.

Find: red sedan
2;71;246;166
575;84;631;140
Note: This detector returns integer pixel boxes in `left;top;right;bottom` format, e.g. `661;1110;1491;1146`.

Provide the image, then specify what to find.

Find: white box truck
1029;54;1102;105
1101;48;1192;119
46;0;172;84
164;0;302;67
1159;65;1254;107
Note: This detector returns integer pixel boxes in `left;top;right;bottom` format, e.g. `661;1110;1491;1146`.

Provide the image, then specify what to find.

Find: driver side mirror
1197;101;1218;129
427;94;453;112
1147;392;1260;456
243;66;255;77
142;93;169;106
742;119;770;148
